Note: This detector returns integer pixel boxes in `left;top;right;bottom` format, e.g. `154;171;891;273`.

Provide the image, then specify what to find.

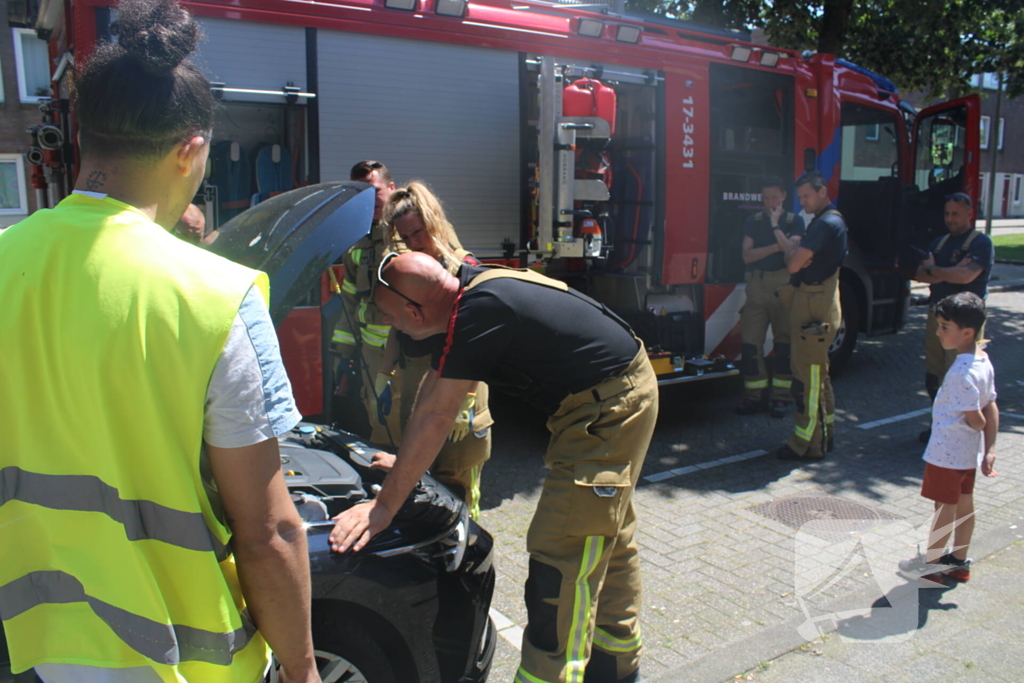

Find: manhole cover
750;494;898;537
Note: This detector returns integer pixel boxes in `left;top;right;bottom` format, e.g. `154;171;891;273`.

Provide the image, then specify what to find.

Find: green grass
992;233;1024;261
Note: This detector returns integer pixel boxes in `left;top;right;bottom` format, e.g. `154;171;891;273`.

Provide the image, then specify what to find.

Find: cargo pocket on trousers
567;461;632;537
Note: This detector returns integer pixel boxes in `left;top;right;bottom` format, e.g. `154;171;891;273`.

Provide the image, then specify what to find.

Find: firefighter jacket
0;194;271;682
332;221;391;355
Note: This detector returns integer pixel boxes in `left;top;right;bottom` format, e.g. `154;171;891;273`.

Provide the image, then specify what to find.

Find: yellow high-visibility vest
0;194;271;682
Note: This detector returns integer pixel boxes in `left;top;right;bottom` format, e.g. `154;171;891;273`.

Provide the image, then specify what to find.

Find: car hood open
205;182;374;325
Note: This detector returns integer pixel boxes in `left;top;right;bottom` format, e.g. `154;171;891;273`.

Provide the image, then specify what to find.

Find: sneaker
898;553;954;585
735;398;764;415
774;445;823;462
918;428;931;444
769;400;789;419
940;553;972;582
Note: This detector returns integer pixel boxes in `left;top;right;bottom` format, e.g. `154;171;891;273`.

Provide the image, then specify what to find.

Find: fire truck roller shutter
317;31;521;258
192;18;308;104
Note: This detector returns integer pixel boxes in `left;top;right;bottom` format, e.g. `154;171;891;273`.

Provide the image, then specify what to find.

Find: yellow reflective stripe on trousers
341;279;357;295
744;379;768;389
592;626;641;654
772;378;792;388
567;536;606;683
357;300;369;324
366;323;390;335
467;464;481;521
332;330;356;346
515;667;554;683
794;364;821;441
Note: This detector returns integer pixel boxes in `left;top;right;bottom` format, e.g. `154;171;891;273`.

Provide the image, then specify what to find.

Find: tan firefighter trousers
783;271;841;459
740;267;794;403
516;347;659;683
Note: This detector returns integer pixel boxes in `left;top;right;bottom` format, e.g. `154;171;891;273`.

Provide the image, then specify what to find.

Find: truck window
836;102;902;268
706;64;794;285
914;107;967;190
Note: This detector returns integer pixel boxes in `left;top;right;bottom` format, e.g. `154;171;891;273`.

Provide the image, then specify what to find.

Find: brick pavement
480;287;1024;683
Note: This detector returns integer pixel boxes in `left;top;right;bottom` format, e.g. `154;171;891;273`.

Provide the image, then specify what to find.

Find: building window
1015;176;1022;205
980;116;1005;151
12;28;51;102
864;123;879;141
0;155;29;215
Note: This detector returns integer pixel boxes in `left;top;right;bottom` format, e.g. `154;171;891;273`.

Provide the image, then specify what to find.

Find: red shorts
921;462;976;505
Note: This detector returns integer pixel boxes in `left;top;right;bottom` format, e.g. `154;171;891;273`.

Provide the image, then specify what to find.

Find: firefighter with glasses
736;176;805;418
774;171;847;462
331;252;658;683
913;192;994;443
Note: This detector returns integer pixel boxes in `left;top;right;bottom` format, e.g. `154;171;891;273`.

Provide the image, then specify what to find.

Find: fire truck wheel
828;280;860;377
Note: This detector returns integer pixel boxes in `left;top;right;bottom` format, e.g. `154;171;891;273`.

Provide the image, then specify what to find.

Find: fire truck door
902;96;981;264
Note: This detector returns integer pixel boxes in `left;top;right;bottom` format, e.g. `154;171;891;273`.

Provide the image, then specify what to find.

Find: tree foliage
626;0;1024;97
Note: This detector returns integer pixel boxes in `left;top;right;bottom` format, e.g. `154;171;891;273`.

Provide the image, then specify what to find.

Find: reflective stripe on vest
0;194;270;680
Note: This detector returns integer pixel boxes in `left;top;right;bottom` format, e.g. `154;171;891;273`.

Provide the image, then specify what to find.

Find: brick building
0;0;49;228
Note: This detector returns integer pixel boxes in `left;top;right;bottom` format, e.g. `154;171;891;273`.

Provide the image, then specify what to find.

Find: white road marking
642;449;768;484
489;607;524;651
855;408;931;430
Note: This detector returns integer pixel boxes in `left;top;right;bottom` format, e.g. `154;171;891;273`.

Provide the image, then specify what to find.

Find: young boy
900;291;998;586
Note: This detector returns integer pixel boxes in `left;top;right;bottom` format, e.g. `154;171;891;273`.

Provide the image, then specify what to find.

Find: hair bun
112;0;201;76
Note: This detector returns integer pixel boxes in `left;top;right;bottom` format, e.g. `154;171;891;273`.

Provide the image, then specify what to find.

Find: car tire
310;617;399;683
828;279;859;376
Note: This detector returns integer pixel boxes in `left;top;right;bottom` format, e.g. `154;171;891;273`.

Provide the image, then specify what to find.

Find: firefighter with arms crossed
332;160;402;446
775;171;848;462
0;1;319;680
331;252;659;683
736;176;805;417
913;192;994;443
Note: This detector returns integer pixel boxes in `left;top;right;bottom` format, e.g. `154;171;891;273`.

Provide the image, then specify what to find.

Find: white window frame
1014;175;1023;205
864;123;879;141
12;28;50;103
0;49;5;103
0;154;30;215
980;116;990;150
997;117;1005;151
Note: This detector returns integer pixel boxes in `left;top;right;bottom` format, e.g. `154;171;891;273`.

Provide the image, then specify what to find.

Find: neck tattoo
84;171;108;192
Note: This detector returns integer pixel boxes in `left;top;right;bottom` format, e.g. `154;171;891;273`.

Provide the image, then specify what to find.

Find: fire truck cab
15;0;980;417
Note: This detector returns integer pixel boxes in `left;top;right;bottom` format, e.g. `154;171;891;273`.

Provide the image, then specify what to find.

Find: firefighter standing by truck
331;252;658;683
913;192;994;443
736;177;805;418
332;160;403;446
375;181;494;520
775;171;848;462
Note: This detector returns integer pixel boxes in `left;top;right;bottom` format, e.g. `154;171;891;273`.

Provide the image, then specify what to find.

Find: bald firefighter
331;253;658;683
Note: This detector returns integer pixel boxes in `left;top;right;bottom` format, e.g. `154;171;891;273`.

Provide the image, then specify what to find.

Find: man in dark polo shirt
914;192;994;442
775;171;847;462
330;252;659;683
737;176;806;417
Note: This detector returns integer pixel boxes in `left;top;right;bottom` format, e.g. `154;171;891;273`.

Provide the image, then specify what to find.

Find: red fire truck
15;0;980;417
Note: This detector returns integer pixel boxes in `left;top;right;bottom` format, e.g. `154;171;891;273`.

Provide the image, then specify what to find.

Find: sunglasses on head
377;252;423;309
945;192;972;206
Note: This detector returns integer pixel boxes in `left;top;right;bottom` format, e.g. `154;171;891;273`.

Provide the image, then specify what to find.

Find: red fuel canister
563;78;616;136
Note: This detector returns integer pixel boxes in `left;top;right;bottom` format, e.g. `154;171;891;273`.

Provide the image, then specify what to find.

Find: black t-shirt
928;229;994;304
432;265;640;415
743;210;806;272
793;204;848;285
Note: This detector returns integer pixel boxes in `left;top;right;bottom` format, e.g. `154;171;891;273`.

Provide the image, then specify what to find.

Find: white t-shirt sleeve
203;286;302;448
944;370;981;413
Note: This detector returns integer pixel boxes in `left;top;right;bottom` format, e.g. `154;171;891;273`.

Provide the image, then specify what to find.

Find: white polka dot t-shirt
923;352;996;470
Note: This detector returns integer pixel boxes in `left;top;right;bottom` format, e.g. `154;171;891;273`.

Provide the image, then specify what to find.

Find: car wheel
828;280;859;376
311;619;399;683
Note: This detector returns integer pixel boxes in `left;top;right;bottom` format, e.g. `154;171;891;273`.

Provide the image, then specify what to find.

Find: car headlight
436;507;469;573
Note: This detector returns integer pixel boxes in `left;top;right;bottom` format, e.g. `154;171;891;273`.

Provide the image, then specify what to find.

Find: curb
648;522;1021;683
995;258;1024;266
